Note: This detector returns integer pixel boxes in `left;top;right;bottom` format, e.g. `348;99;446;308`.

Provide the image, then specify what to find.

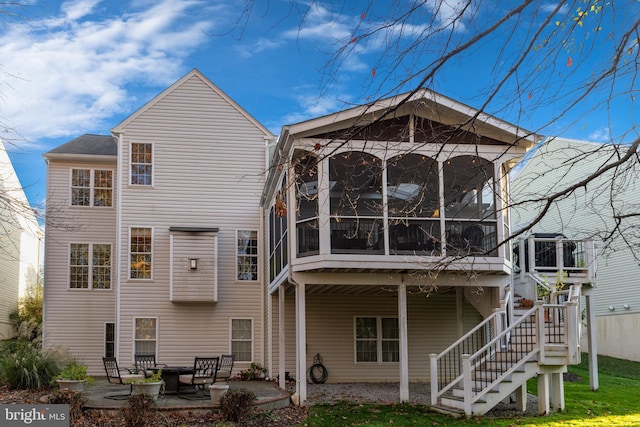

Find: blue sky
1;0;638;211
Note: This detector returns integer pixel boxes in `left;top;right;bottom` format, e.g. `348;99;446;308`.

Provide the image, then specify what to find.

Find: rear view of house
43;70;274;375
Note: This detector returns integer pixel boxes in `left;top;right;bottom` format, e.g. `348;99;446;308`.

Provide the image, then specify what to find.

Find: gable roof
43;134;117;161
111;68;274;139
261;88;540;206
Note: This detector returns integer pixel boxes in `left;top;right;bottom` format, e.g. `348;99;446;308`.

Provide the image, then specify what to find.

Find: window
105;323;115;357
231;319;252;362
355;317;399;363
130;228;152;279
71;168;112;207
130;143;153;185
69;243;111;289
134;318;157;355
237;230;258;281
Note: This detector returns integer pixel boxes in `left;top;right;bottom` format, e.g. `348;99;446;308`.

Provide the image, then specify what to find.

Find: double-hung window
130;227;152;279
134;318;157;356
130;143;153;185
69;243;111;289
237;230;258;281
355;317;399;363
231;319;252;362
71;168;113;207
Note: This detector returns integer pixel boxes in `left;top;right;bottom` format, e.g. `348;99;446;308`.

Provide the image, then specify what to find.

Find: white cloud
0;0;215;143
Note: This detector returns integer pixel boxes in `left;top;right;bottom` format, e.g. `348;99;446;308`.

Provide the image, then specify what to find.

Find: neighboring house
511;136;637;361
260;93;595;415
43;70;274;376
0;140;42;339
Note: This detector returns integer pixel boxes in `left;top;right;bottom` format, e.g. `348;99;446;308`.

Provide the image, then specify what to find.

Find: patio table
148;366;194;394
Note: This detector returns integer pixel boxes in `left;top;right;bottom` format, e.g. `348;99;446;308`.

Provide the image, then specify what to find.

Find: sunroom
265;91;538;277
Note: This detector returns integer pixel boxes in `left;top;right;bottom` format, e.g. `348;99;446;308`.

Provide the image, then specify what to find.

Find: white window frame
70;168;114;207
230;318;253;362
133;317;158;357
129;142;154;186
129;227;153;281
68;243;112;290
354;316;399;364
104;322;115;358
236;229;259;282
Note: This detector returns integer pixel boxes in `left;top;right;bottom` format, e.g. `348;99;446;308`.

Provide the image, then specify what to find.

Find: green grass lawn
305;354;640;426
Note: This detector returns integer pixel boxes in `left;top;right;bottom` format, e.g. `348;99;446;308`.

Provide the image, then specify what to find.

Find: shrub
0;339;59;389
121;393;157;427
219;388;256;423
239;362;268;380
48;389;87;423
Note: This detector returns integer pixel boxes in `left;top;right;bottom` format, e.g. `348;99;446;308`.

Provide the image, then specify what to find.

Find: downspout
113;131;124;359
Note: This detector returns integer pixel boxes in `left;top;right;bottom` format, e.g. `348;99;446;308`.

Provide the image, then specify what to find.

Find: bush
0;339;59;389
239;362;268;380
121;393;157;427
219;388;256;423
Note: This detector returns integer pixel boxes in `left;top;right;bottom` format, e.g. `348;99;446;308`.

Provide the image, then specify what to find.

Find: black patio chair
102;357;145;399
177;356;219;398
216;354;234;382
134;353;168;377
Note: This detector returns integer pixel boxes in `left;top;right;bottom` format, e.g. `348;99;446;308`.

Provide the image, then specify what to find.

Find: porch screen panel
295;154;319;256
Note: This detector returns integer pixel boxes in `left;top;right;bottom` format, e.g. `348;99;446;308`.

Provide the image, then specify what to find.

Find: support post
429;353;438;406
278;287;286;390
537;372;550;415
295;282;307;405
550;372;565;411
584;288;599;390
398;284;409;402
515;383;527;412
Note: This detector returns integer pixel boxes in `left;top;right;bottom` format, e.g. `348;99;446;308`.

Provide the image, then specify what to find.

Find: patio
81;377;291;415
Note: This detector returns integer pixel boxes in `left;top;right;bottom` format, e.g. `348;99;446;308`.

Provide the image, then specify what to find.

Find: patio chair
102;357;145;399
134;353;168;377
177;356;219;398
216;354;234;382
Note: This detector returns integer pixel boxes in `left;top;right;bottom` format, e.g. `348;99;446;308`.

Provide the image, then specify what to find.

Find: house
260;91;595;415
511;136;637;362
43;68;595;416
0;140;42;339
42;69;274;376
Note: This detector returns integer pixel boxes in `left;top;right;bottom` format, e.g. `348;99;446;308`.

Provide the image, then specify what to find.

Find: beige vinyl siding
170;233;217;302
268;291;481;382
43;159;117;374
0;221;20;339
115;73;266;370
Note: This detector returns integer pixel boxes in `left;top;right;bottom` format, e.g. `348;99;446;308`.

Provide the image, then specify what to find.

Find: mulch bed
0;385;309;426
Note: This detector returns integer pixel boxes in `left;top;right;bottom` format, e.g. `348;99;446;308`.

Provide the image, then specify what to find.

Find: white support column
398;283;409;402
515;382;528;412
550;372;565;411
584;288;599;390
537;373;550;415
278;287;286;390
295;283;307;405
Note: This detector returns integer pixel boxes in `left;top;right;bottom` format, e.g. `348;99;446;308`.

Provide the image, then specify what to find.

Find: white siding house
261;92;593;415
0;140;42;339
43;69;274;376
511;137;638;362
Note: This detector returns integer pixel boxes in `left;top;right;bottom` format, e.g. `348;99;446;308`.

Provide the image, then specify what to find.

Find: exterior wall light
624;304;631;310
608;306;615;311
189;258;198;270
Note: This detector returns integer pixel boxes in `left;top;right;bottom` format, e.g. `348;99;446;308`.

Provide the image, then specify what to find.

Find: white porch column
278;286;286;390
550;372;565;411
537;372;550;415
514;383;527;412
295;282;307;405
584;288;599;390
398;283;409;402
